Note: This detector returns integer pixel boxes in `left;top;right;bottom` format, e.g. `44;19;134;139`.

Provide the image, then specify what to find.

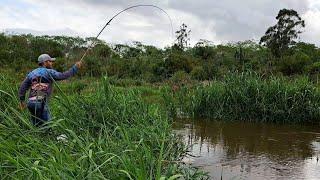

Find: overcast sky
1;0;320;47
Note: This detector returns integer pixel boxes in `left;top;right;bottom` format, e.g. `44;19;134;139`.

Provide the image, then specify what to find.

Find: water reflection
173;118;320;179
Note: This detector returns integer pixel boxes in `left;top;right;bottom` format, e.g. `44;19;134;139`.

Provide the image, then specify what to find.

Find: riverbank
2;71;320;178
173;72;320;124
0;75;206;179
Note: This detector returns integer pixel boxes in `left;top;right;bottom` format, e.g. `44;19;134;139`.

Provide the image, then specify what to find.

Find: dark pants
27;100;50;126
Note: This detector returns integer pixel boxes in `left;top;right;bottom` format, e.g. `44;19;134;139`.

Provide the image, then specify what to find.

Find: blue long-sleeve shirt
18;65;78;102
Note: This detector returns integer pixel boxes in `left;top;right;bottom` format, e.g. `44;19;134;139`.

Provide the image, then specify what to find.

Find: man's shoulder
45;68;59;74
28;67;52;78
28;67;42;74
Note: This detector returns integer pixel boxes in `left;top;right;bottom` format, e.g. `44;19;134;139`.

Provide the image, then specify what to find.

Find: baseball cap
38;54;56;64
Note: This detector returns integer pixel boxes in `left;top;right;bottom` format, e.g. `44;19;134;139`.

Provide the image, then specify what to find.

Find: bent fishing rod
80;4;174;62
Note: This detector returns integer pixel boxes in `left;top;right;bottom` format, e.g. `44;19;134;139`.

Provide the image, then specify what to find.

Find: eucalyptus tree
260;9;305;58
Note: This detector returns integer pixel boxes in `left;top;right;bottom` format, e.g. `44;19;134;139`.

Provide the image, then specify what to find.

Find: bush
190;66;207;80
306;61;320;74
164;53;194;76
169;71;191;85
278;52;311;75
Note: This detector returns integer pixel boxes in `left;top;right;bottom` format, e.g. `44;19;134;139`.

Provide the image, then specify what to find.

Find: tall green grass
176;72;320;123
0;75;206;179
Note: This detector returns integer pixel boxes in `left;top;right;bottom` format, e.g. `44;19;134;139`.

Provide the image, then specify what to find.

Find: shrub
278;52;311;75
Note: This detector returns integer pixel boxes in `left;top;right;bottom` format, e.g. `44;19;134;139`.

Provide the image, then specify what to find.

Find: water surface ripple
173;119;320;180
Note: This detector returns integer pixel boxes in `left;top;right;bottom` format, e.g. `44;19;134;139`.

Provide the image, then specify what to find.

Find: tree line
1;8;320;82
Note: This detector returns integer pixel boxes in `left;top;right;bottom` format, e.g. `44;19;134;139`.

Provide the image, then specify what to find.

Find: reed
177;72;320;123
0;75;206;179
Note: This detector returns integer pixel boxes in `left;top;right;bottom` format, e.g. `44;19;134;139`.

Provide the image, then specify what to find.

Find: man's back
19;65;79;102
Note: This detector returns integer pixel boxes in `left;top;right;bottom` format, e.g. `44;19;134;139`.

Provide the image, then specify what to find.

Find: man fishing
18;54;82;126
17;5;171;127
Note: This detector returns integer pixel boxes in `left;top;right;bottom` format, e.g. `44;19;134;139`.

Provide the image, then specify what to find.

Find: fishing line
80;4;174;62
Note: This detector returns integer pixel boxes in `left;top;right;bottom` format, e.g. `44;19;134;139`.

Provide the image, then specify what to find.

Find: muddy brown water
173;118;320;180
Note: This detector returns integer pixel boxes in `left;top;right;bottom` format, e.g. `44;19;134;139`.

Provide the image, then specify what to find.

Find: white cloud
1;0;320;47
301;8;320;44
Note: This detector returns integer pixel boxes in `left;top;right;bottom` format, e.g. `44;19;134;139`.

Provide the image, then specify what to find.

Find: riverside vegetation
0;74;207;179
170;72;320;124
1;8;320;178
2;71;320;178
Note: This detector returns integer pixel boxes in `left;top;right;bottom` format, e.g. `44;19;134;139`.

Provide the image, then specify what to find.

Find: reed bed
0;75;206;179
176;72;320;124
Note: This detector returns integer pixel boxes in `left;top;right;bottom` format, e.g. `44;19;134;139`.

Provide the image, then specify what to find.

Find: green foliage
80;43;113;77
278;52;311;75
164;53;194;76
193;40;216;60
170;71;192;85
176;72;320;123
307;61;320;74
260;9;305;58
94;44;112;58
52;57;67;72
151;52;195;80
113;43;143;58
108;77;145;87
84;56;104;76
0;76;206;179
0;32;320;82
30;36;64;59
290;42;320;62
190;66;207;80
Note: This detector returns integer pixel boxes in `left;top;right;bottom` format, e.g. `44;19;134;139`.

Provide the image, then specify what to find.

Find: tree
174;23;191;50
193;39;216;60
290;42;320;62
278;51;311;75
260;9;305;58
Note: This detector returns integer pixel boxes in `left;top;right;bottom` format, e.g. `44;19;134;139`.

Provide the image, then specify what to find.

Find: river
173;118;320;179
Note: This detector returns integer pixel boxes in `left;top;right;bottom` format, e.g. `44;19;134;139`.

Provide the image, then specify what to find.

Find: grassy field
0;74;206;179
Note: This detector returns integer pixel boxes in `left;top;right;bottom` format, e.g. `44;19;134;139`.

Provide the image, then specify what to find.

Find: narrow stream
173;118;320;179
